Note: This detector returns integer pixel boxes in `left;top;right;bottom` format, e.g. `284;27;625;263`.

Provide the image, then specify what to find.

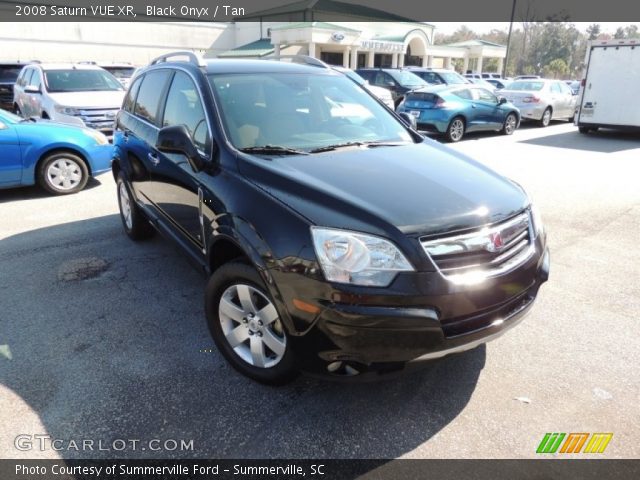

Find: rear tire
116;172;154;241
578;126;591;134
445;116;465;142
37;152;89;195
501;113;518;135
205;262;297;385
538;108;552;127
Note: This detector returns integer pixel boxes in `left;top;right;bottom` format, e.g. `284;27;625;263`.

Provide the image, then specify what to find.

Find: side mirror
156;125;205;172
398;112;417;130
24;85;41;94
498;97;508;105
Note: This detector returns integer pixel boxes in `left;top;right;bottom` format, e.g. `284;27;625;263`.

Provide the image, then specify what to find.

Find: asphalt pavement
1;122;639;459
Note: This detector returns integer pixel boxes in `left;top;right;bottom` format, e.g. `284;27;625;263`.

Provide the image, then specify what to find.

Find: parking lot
1;121;639;459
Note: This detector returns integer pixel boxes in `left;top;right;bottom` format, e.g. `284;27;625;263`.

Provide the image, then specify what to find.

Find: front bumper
87;144;115;176
51;109;118;139
275;242;549;378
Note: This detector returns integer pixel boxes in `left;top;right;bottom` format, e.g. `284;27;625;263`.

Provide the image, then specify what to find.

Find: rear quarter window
133;70;171;125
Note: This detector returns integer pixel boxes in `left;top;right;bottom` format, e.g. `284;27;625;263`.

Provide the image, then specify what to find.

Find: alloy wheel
218;284;286;368
505;114;517;134
118;182;133;230
449;119;464;141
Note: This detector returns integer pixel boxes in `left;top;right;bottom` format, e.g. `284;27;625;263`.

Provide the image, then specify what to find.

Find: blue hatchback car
0;109;113;194
397;85;520;142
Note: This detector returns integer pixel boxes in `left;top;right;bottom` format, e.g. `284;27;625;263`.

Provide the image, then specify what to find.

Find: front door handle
471;104;477;109
148;153;160;166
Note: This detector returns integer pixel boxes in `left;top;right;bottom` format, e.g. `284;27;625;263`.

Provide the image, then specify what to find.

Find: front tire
501;113;518;135
445;116;465;142
205;262;297;385
116;172;154;240
38;152;88;195
538;108;552;127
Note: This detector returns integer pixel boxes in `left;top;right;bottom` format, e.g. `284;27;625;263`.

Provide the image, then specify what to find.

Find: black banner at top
1;0;640;22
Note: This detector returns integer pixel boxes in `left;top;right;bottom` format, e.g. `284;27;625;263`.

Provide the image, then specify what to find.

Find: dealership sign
360;40;404;52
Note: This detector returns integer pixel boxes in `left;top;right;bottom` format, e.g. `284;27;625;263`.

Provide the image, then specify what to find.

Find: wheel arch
35;147;92;182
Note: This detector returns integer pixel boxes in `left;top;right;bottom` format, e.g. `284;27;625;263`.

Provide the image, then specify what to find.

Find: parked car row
0;55;581;196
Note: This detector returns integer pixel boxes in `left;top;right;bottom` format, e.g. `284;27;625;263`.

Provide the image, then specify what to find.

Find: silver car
500;79;577;127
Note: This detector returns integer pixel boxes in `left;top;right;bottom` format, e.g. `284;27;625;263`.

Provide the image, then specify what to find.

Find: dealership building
0;1;505;73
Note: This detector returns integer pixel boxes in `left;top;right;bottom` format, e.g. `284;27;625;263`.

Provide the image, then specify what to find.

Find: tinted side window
422;72;442;85
162;71;209;152
123;76;142;113
134;70;170;125
476;88;497;102
16;69;26;86
31;69;42;89
550;82;562;94
358;71;373;82
22;69;34;87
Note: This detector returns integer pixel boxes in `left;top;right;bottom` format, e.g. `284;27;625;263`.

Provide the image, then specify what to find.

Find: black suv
113;52;549;384
0;61;30;111
355;68;428;107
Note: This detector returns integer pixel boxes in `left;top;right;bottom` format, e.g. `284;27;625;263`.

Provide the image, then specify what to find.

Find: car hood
48;91;125;109
238;140;529;237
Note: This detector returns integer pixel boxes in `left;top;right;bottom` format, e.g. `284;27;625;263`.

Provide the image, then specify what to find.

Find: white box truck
575;39;640;133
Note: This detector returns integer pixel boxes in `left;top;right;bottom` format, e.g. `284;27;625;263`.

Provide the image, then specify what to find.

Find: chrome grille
420;212;534;284
75;108;118;135
0;84;13;104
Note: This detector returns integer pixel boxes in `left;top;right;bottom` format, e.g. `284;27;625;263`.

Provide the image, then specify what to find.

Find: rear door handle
148;152;160;166
471;104;477;108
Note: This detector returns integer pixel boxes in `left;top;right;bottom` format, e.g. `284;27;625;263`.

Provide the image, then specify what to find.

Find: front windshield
507;81;545;91
45;69;124;92
340;69;365;85
389;70;428;87
209;72;413;152
102;67;136;79
440;72;468;85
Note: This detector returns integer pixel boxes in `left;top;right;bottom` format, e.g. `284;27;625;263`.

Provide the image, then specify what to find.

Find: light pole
503;0;517;78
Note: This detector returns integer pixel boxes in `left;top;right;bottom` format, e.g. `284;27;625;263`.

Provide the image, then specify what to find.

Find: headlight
311;227;414;287
529;202;544;238
83;129;109;146
54;105;80;116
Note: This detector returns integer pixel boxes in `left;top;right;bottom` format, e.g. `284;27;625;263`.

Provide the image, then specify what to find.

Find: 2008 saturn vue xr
112;52;549;384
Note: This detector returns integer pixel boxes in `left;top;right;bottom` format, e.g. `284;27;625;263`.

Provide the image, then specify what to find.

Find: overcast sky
433;22;638;35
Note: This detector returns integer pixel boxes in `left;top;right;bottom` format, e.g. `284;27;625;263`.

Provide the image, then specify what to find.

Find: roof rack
261;55;330;69
150;51;207;68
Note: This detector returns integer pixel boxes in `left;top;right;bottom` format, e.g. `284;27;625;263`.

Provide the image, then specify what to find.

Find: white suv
13;63;125;138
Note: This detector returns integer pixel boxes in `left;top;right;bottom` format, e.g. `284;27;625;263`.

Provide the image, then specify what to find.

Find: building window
374;54;393;68
320;52;344;66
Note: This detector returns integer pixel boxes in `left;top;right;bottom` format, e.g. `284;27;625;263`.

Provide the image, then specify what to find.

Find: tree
586;24;601;40
624;25;639;38
614;27;626;39
543;58;569;79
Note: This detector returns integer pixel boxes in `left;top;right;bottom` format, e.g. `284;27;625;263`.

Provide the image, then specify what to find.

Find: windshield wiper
240;145;309;156
309;141;406;153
